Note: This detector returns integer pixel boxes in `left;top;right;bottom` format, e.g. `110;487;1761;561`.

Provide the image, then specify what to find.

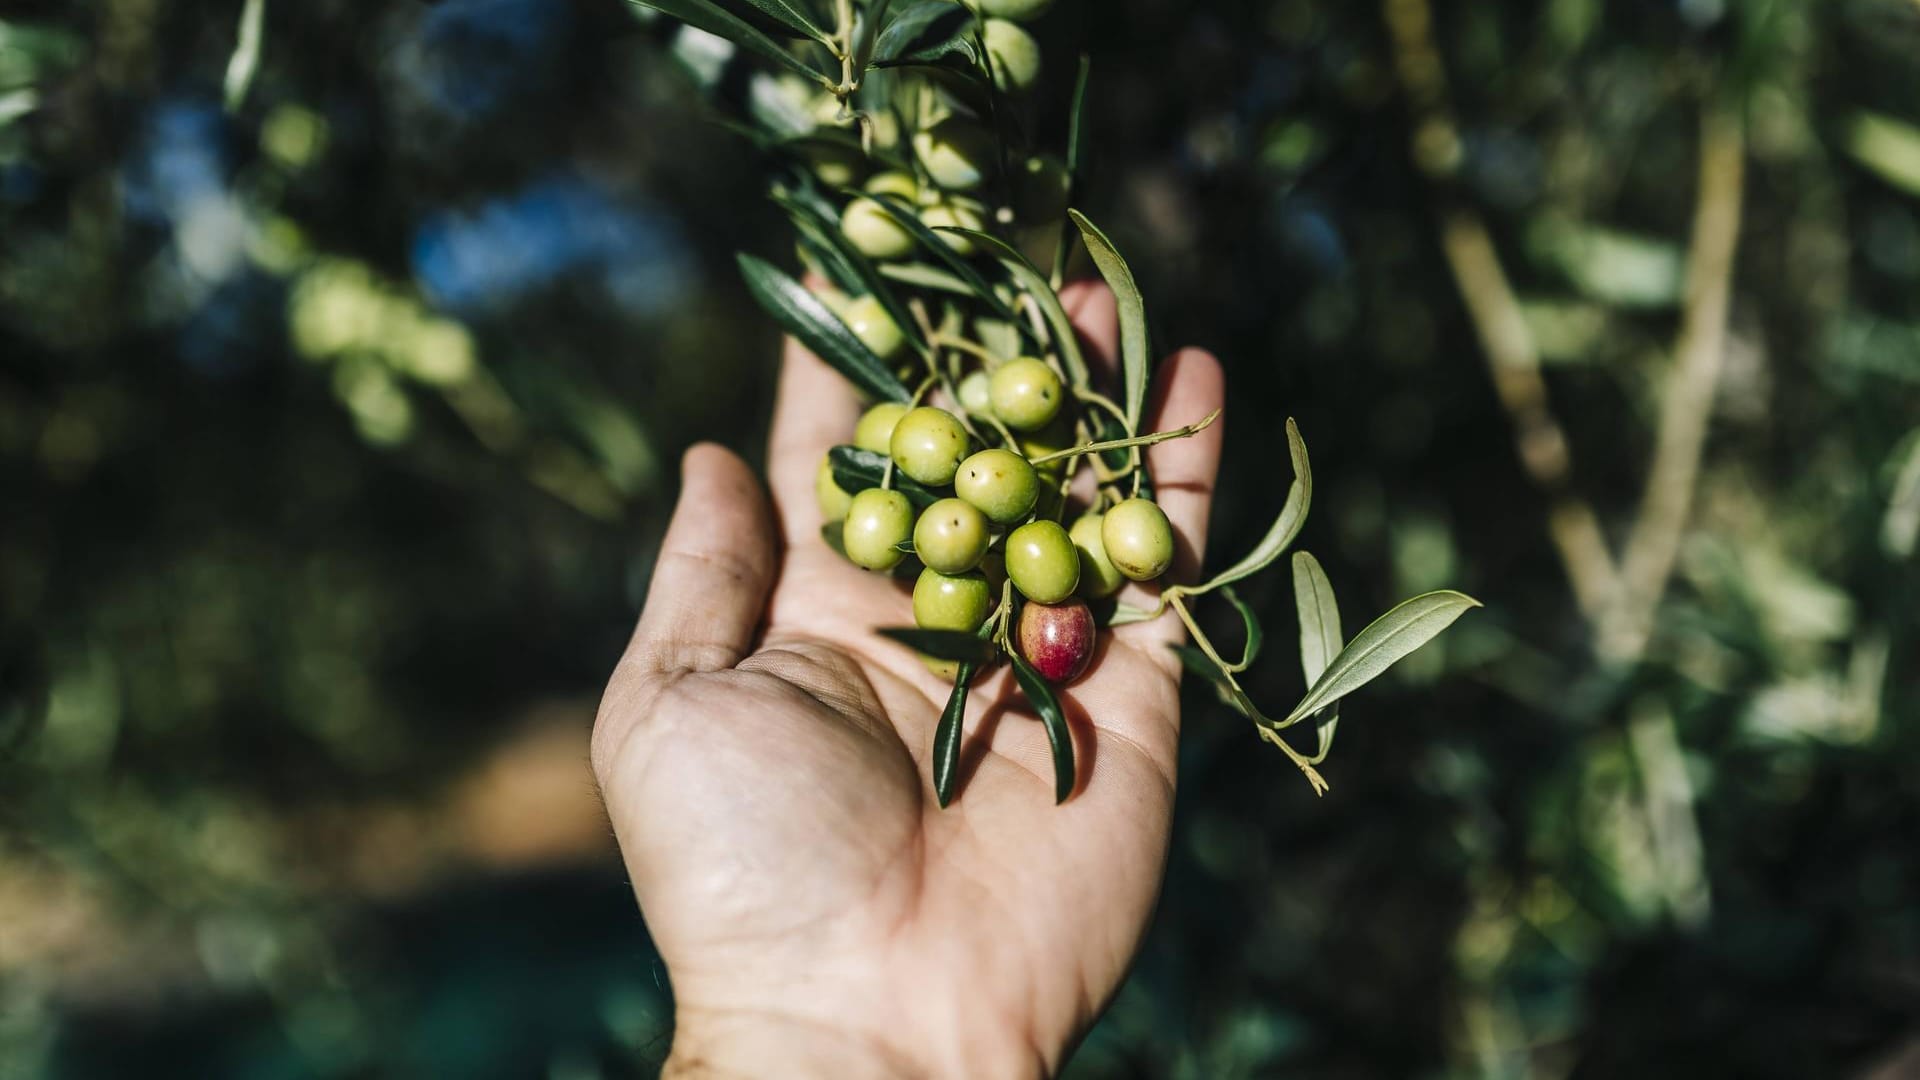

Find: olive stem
1026;408;1221;467
1168;593;1329;793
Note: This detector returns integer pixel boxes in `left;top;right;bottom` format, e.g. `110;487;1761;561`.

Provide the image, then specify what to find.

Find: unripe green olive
982;19;1042;95
804;142;865;188
844;488;914;571
989;357;1064;431
854;402;910;453
913;567;995;632
841;196;915;260
841;294;905;360
1005;520;1080;603
816;455;854;522
913;497;990;573
913;120;995;192
958;370;992;414
866;111;902;150
954;448;1039;525
966;0;1055;21
889;406;970;486
920;200;985;255
865;170;918;201
1069;512;1127;599
1102;497;1175;581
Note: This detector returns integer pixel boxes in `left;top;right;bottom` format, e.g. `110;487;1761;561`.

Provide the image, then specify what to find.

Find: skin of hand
592;282;1225;1078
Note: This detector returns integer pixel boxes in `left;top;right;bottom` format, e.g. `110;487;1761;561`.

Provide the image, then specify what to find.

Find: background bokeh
3;0;1918;1076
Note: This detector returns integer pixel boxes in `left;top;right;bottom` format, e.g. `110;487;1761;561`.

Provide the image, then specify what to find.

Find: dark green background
3;0;1917;1076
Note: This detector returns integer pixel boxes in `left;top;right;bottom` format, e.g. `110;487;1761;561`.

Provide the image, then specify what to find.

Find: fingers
1114;348;1226;657
626;443;778;675
766;336;864;539
1059;279;1119;378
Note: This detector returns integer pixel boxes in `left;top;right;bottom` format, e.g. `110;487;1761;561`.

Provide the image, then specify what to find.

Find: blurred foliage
1;0;1916;1077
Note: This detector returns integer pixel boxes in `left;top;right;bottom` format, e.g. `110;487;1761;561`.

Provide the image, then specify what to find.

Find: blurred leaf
222;0;266;113
861;192;1040;346
738;254;911;402
877;627;995;664
1527;219;1683;309
828;446;942;508
1011;653;1075;803
1196;419;1311;593
627;0;833;84
774;189;929;359
1068;209;1150;430
1844;111;1920;199
1281;591;1480;727
933;661;973;807
734;0;832;44
943;227;1090;391
872;0;979;70
879;261;976;295
1290;552;1342;763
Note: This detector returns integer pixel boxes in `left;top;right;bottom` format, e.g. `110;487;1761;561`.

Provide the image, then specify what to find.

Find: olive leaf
858;192;1041;348
732;0;832;44
738;254;912;403
772;189;930;360
1290;552;1341;763
1068;209;1149;432
626;0;834;85
932;662;974;807
879;261;976;295
872;0;979;70
828;446;942;508
877;628;997;664
1010;654;1076;804
940;227;1090;392
1194;418;1311;593
1220;585;1264;670
1279;590;1480;727
1054;55;1092;283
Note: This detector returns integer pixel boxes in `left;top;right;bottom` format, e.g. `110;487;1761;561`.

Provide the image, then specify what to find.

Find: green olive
843;488;914;571
864;170;919;201
913;120;995;192
1070;512;1127;599
913;497;990;573
990;357;1064;431
889;406;970;486
966;0;1054;21
1101;497;1175;581
841;294;905;360
982;19;1041;95
804;142;865;188
816;455;854;522
1005;520;1080;603
841;196;915;261
920;200;985;255
913;567;995;632
958;370;992;414
953;448;1039;525
854;402;910;454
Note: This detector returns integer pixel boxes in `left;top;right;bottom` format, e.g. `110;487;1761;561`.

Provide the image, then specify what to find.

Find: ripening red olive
1017;599;1095;683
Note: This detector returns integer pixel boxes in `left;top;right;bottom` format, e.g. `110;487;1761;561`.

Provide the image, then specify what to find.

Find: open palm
593;283;1225;1077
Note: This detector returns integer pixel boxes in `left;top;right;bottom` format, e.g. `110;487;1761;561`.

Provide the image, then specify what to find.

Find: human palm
593;284;1224;1077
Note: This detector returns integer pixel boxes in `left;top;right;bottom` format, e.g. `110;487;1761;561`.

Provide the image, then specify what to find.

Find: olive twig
1026;408;1220;467
1169;594;1329;792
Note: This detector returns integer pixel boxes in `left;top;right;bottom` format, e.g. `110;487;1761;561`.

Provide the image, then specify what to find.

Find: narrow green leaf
735;0;832;43
1068;209;1149;431
933;662;974;807
627;0;833;84
858;193;1041;349
1010;654;1076;804
940;227;1090;392
872;0;978;69
737;254;912;403
1197;419;1311;593
774;190;930;361
222;0;265;113
1053;55;1092;284
1280;591;1480;727
1221;585;1264;670
1290;552;1342;762
878;628;997;664
827;446;942;509
879;261;976;295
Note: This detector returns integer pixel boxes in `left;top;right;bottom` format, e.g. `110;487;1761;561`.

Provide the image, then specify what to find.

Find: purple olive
1017;599;1095;684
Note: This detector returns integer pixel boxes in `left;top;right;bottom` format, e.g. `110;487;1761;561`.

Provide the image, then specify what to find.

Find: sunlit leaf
773;190;929;360
877;628;997;664
933;662;973;807
1290;551;1342;762
1068;209;1149;430
1011;653;1075;803
734;0;832;44
738;254;912;403
627;0;833;84
940;227;1089;391
1280;591;1480;727
827;446;942;508
860;192;1041;347
872;0;979;70
1197;419;1311;593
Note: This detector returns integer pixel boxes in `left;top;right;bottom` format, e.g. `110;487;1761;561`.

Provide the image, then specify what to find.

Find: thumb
625;443;778;675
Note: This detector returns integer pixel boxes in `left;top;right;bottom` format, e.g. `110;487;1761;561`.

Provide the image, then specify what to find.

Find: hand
592;283;1225;1078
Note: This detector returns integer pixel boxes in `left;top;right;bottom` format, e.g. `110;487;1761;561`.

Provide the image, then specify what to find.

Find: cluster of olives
816;367;1177;685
